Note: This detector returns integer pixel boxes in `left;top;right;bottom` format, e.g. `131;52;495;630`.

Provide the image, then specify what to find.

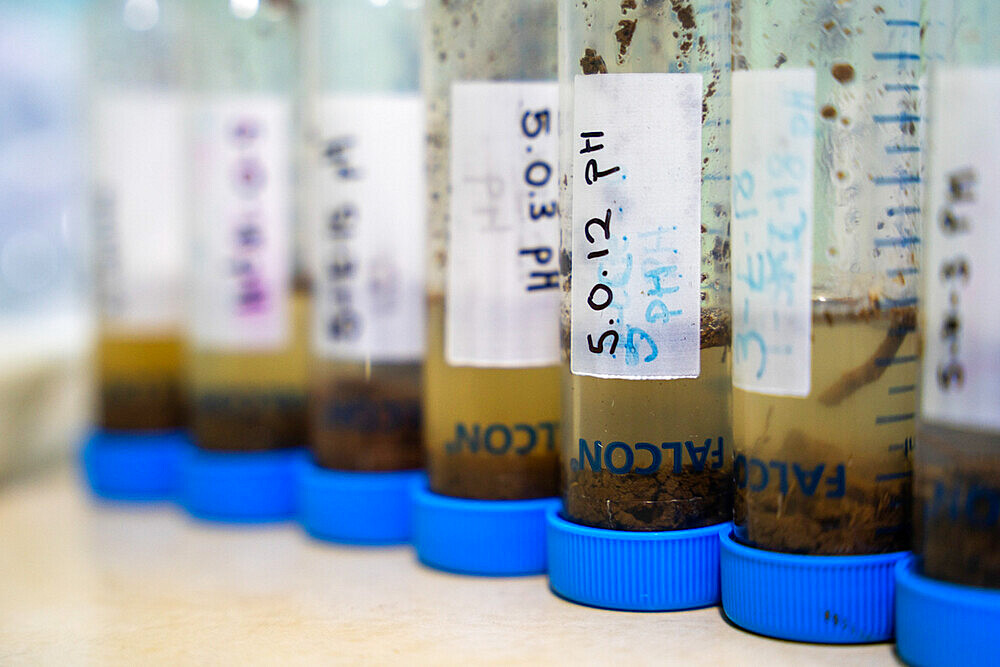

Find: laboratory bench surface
1;465;901;665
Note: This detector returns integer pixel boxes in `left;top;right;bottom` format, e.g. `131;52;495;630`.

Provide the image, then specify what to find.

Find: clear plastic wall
186;0;307;452
916;0;1000;587
89;0;188;432
423;0;562;499
303;0;425;471
558;0;732;531
731;0;921;554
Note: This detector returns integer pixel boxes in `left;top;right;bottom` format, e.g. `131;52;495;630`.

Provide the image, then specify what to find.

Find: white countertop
0;465;901;665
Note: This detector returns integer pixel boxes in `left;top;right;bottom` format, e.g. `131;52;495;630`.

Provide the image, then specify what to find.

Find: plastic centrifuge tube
413;0;563;575
181;0;308;522
548;0;733;611
721;0;922;643
298;0;426;545
896;2;1000;664
84;0;190;500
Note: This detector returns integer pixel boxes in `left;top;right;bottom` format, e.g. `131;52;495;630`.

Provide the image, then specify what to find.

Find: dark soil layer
101;380;186;431
193;389;306;452
735;455;910;556
311;378;422;472
565;466;732;531
429;451;559;500
916;462;1000;588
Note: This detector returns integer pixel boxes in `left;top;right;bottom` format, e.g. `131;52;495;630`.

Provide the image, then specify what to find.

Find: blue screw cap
720;530;907;643
298;459;423;545
412;484;559;576
81;429;188;502
180;447;304;523
896;555;1000;666
547;507;728;611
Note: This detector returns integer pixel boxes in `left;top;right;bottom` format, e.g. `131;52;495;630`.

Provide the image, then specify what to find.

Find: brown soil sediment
831;62;855;83
736;429;910;555
193;389;306;452
101;380;186;431
615;19;637;60
734;304;918;555
700;306;731;349
736;478;909;555
566;466;731;531
564;321;733;531
670;0;696;31
580;47;608;74
311;377;422;472
916;458;1000;588
429;452;559;500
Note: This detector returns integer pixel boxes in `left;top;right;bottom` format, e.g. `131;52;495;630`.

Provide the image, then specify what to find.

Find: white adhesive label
570;73;702;380
311;94;426;363
731;69;816;396
94;92;186;333
191;96;292;350
921;67;1000;433
446;81;561;367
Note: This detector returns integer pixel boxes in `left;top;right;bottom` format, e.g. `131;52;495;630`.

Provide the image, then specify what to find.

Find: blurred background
0;0;315;483
0;0;94;482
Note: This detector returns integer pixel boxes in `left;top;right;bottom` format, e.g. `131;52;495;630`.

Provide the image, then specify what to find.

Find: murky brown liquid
734;303;917;555
563;338;732;531
310;361;422;472
916;422;1000;588
99;335;186;431
424;297;561;500
190;289;309;452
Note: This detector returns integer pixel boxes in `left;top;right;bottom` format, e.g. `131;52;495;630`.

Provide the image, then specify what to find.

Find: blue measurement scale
867;0;923;533
731;1;923;530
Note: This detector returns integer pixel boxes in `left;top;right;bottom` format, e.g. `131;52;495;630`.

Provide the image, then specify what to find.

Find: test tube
412;0;563;575
298;0;426;545
180;0;308;522
896;2;1000;664
83;0;189;500
545;0;732;611
721;0;922;643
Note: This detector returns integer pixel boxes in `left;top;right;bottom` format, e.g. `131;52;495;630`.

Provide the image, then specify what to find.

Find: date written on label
574;131;692;368
321;135;362;343
921;68;1000;432
313;94;426;363
934;167;975;392
229;118;273;318
577;131;690;367
570;73;703;380
731;69;815;397
576;133;625;359
195;99;290;350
